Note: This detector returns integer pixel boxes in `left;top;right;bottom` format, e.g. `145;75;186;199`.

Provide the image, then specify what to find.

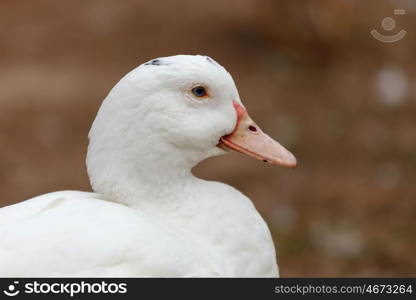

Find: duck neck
87;132;202;209
115;158;196;209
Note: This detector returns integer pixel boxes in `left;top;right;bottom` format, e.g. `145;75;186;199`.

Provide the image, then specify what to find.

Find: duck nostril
248;125;257;132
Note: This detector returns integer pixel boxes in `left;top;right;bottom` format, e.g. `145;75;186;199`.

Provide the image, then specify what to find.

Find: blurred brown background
0;0;415;276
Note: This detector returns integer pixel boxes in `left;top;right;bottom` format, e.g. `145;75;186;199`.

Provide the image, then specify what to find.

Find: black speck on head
144;59;162;66
205;56;218;66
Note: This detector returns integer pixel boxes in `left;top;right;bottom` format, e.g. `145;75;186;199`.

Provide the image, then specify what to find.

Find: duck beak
219;101;297;167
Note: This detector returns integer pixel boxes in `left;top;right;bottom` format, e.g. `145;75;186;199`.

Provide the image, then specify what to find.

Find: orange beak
219;101;297;167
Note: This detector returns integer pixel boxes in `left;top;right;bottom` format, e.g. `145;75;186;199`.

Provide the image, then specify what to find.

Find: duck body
0;55;296;277
0;182;277;277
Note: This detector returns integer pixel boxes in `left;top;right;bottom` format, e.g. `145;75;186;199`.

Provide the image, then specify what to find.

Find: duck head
87;55;296;198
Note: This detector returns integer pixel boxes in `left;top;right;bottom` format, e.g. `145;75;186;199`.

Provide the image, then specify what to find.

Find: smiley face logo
3;281;20;297
371;9;407;43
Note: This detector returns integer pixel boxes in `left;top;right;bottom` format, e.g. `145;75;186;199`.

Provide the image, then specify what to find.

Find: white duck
0;55;296;277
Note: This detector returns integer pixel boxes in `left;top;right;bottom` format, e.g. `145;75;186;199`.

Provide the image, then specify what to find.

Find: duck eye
191;86;207;97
